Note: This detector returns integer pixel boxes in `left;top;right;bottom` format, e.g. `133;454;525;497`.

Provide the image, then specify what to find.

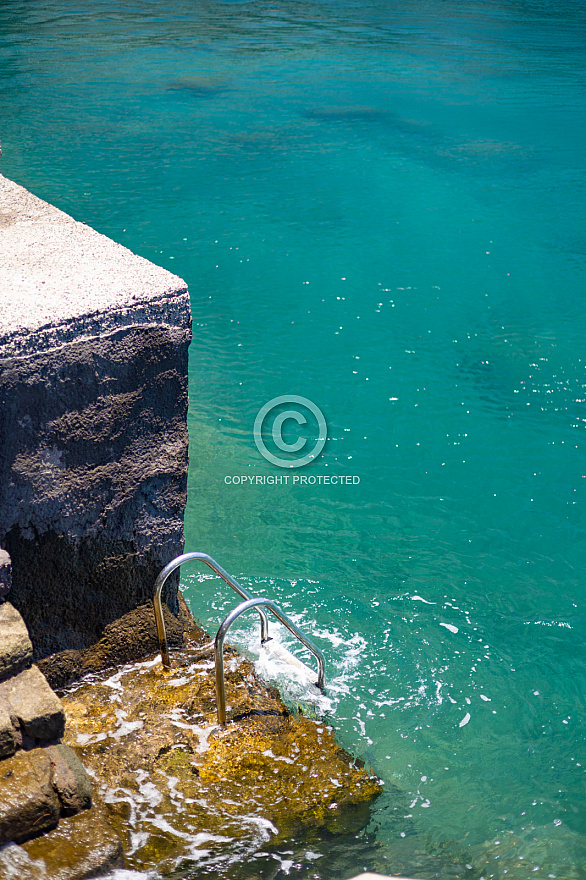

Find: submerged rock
60;631;382;875
0;808;123;880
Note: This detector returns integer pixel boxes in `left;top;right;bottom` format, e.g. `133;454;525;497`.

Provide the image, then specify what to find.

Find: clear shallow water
1;1;586;877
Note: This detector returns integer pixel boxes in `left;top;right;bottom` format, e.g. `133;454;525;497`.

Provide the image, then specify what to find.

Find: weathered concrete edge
0;173;191;359
0;298;191;361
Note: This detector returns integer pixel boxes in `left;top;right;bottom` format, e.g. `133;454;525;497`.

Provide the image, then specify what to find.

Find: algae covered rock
0;807;123;880
197;716;380;837
0;749;60;845
60;632;382;875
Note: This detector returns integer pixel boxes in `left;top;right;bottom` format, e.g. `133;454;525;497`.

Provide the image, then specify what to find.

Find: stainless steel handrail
153;552;270;668
215;596;326;726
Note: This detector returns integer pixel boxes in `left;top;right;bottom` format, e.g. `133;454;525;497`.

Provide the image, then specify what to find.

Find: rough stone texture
0;808;123;880
0;750;61;845
0;666;65;742
0;703;17;760
0;604;33;684
0;740;93;848
38;593;199;690
0;585;109;872
0;550;10;601
61;631;383;875
0;842;48;880
0;173;192;658
45;745;92;816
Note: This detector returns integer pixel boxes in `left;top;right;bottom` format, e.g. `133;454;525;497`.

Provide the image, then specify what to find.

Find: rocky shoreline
0;174;382;879
59;627;382;877
0;553;382;879
0;591;123;879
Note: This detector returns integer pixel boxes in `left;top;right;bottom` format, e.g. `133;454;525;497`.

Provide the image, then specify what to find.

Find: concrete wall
0;174;192;659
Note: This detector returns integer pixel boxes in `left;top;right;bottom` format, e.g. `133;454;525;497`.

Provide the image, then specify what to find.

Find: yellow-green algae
60;632;382;874
18;807;123;880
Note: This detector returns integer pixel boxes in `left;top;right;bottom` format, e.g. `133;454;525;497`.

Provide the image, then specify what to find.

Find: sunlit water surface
1;1;586;878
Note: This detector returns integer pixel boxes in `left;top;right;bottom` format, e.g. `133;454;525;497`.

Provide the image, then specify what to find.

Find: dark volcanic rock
0;174;192;659
38;593;201;690
0;326;190;657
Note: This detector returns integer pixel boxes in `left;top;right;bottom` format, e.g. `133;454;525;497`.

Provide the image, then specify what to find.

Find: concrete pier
0;174;192;661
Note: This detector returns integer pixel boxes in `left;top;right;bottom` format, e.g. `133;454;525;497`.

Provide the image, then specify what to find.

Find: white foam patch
459;712;471;727
253;638;331;715
193;723;218;754
112;709;143;740
145;815;192;840
128;830;149;855
137;780;163;809
261;748;294;764
184;830;233;849
240;815;278;838
440;623;459;633
101;872;153;880
77;731;107;745
261;640;318;686
136;657;161;670
102;670;125;690
0;842;50;880
217;617;335;714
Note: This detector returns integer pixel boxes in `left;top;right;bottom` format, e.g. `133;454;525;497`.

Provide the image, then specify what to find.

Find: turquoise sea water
1;1;586;878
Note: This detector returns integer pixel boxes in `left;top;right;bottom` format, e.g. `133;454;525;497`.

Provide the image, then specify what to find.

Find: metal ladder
153;552;325;726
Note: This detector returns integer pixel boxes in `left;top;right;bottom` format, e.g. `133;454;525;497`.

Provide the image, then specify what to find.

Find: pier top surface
0;174;189;358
